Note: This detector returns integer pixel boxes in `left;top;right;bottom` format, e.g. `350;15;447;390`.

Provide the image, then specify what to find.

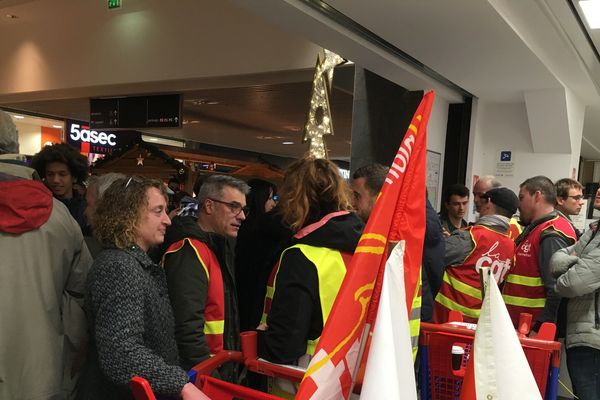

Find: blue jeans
566;346;600;400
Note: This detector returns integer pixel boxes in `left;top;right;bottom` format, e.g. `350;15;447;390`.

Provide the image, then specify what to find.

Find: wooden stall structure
91;138;284;192
91;138;187;183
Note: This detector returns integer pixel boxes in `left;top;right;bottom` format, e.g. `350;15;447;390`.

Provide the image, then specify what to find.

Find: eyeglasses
566;195;584;201
473;191;486;198
208;198;250;216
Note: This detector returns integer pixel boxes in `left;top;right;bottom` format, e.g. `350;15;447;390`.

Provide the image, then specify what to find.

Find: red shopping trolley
130;331;305;400
418;312;561;400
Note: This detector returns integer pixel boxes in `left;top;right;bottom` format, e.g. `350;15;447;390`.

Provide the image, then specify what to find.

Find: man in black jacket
160;175;249;382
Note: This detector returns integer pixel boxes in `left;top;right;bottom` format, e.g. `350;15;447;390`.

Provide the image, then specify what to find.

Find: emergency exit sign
108;0;121;10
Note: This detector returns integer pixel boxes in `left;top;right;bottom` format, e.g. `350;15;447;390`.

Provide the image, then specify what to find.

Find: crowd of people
2;109;600;400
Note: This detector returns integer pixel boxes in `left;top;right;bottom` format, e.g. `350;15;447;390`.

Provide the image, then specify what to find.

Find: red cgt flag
295;91;434;400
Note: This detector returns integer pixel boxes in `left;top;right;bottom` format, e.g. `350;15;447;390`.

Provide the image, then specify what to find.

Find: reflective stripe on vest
505;274;543;286
434;225;515;324
162;238;225;354
409;270;422;362
502;215;576;325
502;294;546;308
261;244;349;356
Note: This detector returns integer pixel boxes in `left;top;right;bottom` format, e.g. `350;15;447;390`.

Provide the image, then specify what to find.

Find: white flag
464;267;542;400
360;241;418;400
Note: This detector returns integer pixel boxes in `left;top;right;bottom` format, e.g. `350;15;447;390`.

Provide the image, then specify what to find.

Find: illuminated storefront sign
69;123;117;146
66;120;139;154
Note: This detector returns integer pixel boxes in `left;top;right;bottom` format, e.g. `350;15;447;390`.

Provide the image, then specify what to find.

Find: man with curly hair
83;176;207;399
31;143;89;232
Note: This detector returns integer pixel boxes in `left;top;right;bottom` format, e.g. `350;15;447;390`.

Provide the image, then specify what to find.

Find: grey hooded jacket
551;221;600;350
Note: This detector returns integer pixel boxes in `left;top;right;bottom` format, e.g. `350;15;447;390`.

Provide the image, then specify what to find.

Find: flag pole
349;322;371;395
479;269;486;301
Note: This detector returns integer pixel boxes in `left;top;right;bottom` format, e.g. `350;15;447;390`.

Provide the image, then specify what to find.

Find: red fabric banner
295;91;434;400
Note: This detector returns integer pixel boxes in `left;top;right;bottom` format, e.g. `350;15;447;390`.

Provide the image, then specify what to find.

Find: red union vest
162;238;225;354
261;243;352;356
502;215;576;326
434;225;515;323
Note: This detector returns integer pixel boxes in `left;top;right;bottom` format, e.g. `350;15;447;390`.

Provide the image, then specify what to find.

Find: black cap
485;187;519;215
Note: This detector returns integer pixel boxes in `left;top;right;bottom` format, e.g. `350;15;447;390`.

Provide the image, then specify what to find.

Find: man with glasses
472;175;502;214
160;175;250;382
551;186;600;400
555;178;585;238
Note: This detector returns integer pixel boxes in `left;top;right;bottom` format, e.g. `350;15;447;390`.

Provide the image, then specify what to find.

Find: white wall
565;88;585;175
427;94;449;210
466;101;573;220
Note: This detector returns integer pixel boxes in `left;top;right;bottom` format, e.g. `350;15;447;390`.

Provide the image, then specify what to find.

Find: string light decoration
303;49;346;159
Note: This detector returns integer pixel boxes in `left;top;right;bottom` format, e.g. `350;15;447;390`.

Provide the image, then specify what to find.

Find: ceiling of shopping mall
1;70;355;159
1;0;600;159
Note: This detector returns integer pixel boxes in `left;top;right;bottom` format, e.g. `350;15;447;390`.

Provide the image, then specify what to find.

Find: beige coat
0;159;92;399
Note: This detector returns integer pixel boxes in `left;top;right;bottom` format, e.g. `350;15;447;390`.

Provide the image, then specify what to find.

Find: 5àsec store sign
66;120;139;155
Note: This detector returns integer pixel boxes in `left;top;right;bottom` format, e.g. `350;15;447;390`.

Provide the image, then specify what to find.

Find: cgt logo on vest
517;240;533;258
475;241;512;283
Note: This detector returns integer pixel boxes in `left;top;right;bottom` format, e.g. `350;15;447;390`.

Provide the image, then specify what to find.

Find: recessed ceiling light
52;125;62;129
580;0;600;29
149;138;158;141
189;99;221;106
282;141;294;145
257;135;284;140
13;115;24;119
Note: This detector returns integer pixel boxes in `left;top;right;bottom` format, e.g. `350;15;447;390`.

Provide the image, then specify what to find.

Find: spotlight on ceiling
580;0;600;29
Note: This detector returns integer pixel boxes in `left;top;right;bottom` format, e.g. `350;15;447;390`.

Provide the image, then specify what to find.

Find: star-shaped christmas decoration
136;153;144;166
302;49;347;159
320;49;346;90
